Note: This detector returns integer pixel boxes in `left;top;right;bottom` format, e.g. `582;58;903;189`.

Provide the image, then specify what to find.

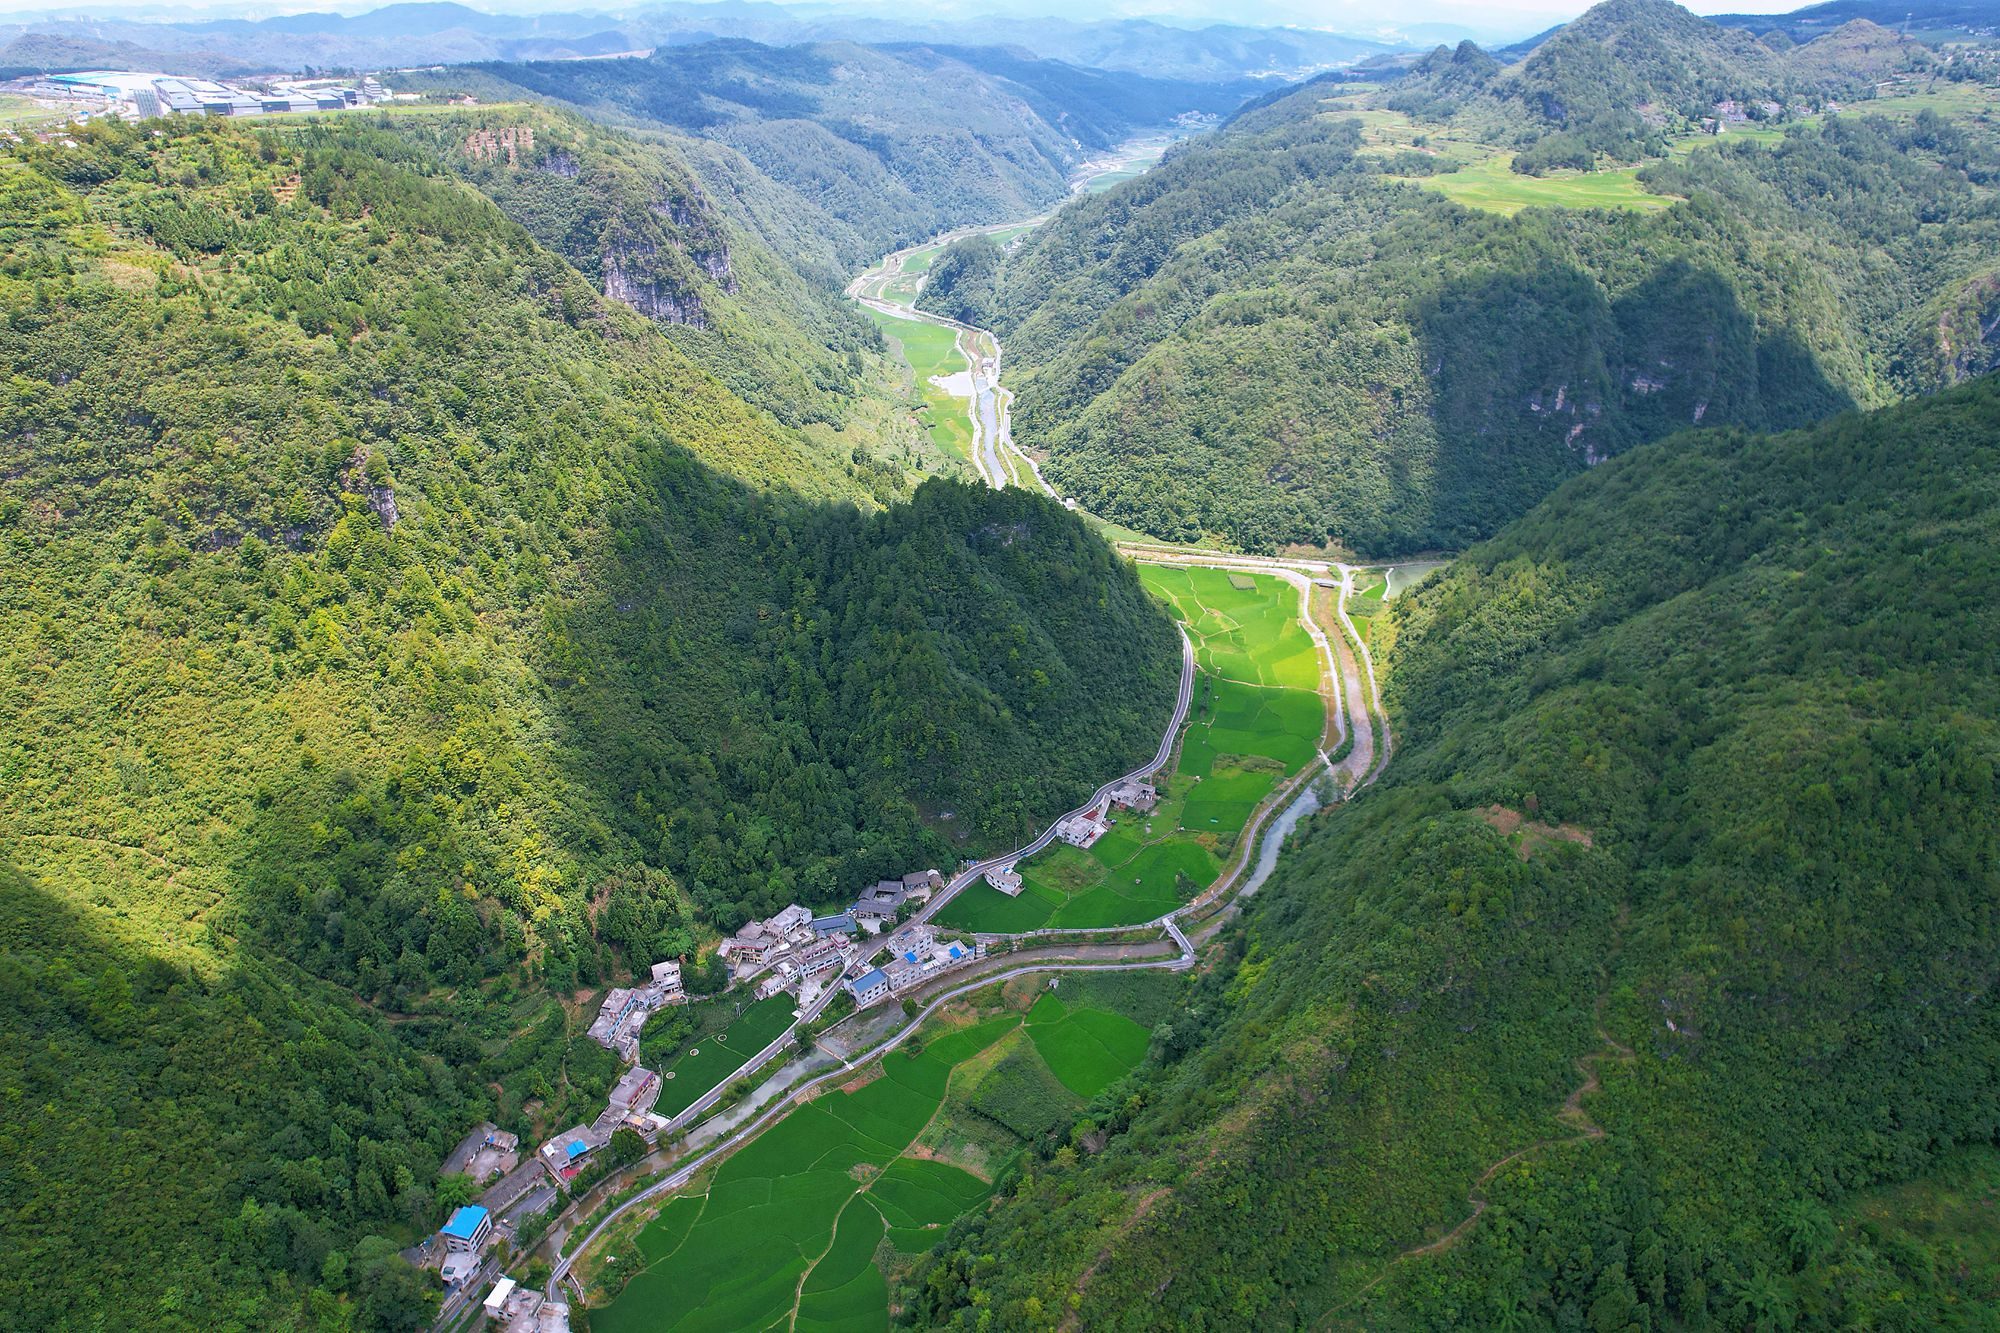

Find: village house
793;937;849;978
846;967;892;1008
650;959;684;997
484;1279;574;1333
606;1066;660;1116
769;903;814;936
538;1126;606;1183
853;879;908;927
984;864;1025;897
439;1204;492;1253
719;921;780;966
811;912;856;938
1108;778;1158;814
900;869;944;903
1056;806;1111;849
442;1123;521;1186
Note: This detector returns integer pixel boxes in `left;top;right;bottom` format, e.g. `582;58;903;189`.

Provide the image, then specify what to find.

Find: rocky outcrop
603;250;707;328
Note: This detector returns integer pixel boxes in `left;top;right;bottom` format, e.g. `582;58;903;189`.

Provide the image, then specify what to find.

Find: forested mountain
915;232;1006;330
1411;0;1929;170
0;114;1177;1330
1710;0;2000;42
397;40;1245;266
0;5;1392;85
908;375;2000;1331
376;104;879;431
985;0;2000;554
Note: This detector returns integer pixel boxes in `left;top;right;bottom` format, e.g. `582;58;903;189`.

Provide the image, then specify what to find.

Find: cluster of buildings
586;959;686;1061
19;71;391;122
482;1278;572;1333
845;923;986;1009
426;866;965;1308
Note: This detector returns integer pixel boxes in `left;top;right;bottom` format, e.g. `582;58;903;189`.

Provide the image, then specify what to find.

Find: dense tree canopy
0;115;1178;1330
904;378;2000;1330
988;19;1998;555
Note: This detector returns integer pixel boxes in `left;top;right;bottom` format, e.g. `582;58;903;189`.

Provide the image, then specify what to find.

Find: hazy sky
0;0;1809;29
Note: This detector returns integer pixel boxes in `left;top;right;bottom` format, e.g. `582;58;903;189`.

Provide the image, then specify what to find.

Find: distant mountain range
0;2;1398;81
1709;0;2000;40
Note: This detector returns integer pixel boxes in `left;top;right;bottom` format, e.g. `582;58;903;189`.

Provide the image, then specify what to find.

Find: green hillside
377;105;885;435
399;40;1242;266
904;377;2000;1329
0;115;1178;1331
988;9;2000;554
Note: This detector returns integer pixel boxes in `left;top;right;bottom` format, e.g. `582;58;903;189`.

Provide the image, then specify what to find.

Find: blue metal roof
948;945;963;960
565;1139;590;1160
852;968;887;990
904;950;918;963
440;1205;489;1240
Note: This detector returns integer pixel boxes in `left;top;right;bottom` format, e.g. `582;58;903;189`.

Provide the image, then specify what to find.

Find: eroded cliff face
603;246;708;328
1921;271;2000;391
453;119;738;328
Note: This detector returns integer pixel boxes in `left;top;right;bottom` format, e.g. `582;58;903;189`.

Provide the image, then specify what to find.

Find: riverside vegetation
0;114;1178;1331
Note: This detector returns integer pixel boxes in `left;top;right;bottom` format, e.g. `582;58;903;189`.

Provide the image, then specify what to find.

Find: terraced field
591;982;1165;1332
936;566;1325;933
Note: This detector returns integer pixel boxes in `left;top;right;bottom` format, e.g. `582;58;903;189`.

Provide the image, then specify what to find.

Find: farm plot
593;982;1170;1332
652;994;796;1118
1408;152;1675;216
1024;992;1151;1099
936;566;1325;934
865;309;974;469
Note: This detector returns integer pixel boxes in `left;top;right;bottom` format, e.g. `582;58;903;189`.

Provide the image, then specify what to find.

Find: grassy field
1412;153;1675;216
936;566;1324;933
592;980;1171;1332
1079;139;1171;194
0;96;67;129
866;309;974;471
652;994;797;1118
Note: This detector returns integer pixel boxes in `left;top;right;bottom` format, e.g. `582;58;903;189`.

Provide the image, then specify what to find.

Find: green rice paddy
935;566;1325;933
593;984;1166;1332
653;994;797;1118
865;309;974;469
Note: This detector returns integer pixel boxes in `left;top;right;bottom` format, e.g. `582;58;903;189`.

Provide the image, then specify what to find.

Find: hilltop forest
0;114;1177;1331
909;373;2000;1333
985;0;2000;554
394;40;1246;273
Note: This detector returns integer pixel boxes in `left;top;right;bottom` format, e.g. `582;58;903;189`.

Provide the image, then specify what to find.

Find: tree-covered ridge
903;378;2000;1330
400;40;1243;267
0;116;1178;1329
988;53;2000;554
913;232;1004;329
378;105;883;432
1391;0;1934;172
